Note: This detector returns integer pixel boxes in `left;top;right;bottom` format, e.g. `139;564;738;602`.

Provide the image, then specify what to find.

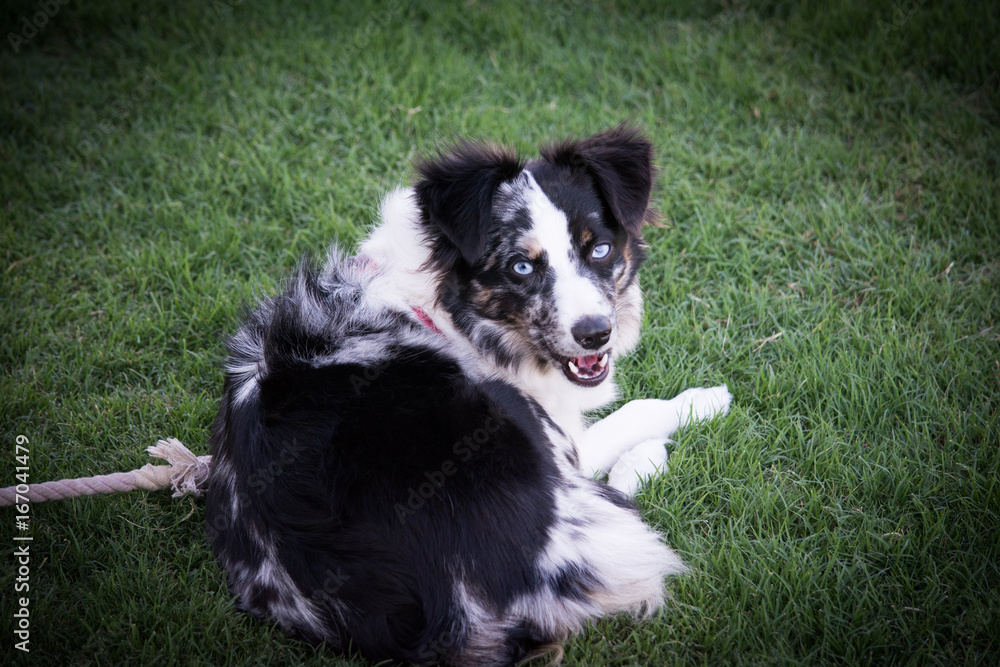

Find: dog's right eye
510;260;534;276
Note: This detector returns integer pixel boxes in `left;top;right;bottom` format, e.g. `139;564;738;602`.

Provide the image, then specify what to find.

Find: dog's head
415;126;656;387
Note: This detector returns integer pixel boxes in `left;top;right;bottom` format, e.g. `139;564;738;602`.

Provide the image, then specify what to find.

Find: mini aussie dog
206;126;731;666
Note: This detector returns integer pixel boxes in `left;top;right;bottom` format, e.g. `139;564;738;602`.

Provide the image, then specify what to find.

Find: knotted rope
0;438;211;507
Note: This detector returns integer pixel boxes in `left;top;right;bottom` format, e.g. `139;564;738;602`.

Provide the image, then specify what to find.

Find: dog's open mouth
561;351;610;387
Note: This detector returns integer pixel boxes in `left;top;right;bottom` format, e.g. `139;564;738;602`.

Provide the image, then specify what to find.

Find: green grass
2;0;998;664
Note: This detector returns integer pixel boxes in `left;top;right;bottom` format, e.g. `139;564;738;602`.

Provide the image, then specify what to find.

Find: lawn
1;0;998;664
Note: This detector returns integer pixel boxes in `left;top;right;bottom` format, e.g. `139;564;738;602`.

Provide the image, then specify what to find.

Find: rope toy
0;438;211;507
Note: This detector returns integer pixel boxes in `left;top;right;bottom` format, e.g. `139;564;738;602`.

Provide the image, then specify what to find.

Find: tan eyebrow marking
521;234;545;259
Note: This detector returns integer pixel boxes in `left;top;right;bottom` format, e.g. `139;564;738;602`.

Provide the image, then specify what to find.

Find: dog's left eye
591;243;611;260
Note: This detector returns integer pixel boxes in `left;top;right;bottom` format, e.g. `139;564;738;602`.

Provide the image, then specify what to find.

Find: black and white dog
206;127;731;666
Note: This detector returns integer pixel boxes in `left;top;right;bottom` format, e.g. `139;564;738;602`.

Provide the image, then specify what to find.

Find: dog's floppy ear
414;141;524;265
541;125;658;237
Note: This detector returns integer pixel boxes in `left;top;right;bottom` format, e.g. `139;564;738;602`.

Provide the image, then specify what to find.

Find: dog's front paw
670;384;732;426
607;439;669;497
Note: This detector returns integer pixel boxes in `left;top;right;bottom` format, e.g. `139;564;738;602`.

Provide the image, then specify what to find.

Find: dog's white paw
607;439;669;497
671;384;732;427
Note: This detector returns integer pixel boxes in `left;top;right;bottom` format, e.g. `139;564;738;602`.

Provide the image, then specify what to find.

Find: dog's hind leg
576;385;732;480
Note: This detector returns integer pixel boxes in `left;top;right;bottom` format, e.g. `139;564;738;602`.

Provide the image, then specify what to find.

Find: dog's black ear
540;125;658;237
414;141;524;265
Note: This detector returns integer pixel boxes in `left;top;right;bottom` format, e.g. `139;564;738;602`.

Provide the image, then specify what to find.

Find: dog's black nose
572;316;612;350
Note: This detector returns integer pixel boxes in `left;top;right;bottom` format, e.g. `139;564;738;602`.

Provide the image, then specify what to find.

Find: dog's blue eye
511;260;534;276
591;243;611;260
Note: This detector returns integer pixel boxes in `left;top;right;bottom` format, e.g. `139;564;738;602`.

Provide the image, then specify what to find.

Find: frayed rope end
145;438;213;498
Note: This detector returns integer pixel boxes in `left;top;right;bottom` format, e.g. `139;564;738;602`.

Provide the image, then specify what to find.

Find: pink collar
353;254;444;336
412;306;443;335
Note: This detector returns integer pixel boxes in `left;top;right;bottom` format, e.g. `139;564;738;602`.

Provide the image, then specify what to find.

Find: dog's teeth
597;354;608;368
568;360;580;375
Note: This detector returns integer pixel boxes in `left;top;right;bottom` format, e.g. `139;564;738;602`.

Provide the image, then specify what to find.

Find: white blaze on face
521;173;614;353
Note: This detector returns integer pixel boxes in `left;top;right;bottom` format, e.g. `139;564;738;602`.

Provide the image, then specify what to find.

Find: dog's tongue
574;354;602;373
566;351;610;384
